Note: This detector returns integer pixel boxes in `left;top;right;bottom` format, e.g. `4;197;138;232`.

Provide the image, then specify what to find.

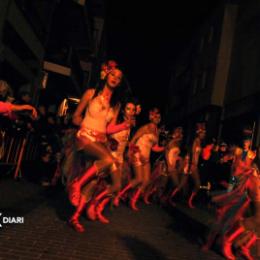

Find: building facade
0;0;107;107
167;0;260;147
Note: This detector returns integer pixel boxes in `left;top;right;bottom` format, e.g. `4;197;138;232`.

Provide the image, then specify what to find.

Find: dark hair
19;90;30;96
117;98;137;123
0;80;13;101
93;69;132;108
149;107;160;113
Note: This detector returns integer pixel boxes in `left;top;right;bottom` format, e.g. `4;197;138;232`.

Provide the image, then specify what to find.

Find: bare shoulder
84;88;95;98
132;124;147;136
141;123;153;133
147;123;156;132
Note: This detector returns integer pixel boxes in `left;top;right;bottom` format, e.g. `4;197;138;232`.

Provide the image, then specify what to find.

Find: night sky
106;0;219;114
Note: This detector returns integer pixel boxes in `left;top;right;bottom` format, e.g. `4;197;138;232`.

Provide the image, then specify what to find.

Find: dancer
228;128;254;191
88;100;137;223
205;149;258;260
144;126;183;205
114;107;164;210
68;60;131;232
166;127;183;192
187;122;206;208
203;127;259;259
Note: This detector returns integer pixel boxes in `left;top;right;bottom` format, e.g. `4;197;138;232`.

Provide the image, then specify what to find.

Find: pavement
0;174;227;260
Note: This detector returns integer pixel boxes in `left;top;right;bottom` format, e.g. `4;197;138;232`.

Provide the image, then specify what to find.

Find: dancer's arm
192;138;200;165
0;101;37;119
73;89;95;126
202;144;213;160
0;101;12;116
106;121;130;134
106;104;129;134
150;123;164;152
11;104;38;119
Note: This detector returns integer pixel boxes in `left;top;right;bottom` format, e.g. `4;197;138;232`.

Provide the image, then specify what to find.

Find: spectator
0;80;13;102
16;90;32;105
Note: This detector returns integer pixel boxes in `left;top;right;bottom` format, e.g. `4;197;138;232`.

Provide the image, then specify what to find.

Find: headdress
196;122;206;134
100;60;118;80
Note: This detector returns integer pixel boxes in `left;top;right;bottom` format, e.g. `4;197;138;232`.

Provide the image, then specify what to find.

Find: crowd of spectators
0;79;74;188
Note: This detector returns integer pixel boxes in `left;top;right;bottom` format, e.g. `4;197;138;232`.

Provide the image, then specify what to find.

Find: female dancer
87;100;137;223
114;107;164;210
68;60;131;232
203;129;259;258
142;126;183;205
110;100;136;187
187;122;206;208
169;123;206;208
205;149;259;260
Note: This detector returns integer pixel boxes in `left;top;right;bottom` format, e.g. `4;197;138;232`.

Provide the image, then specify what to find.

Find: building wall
0;0;106;106
0;0;57;103
167;0;260;146
166;2;238;142
223;0;260;146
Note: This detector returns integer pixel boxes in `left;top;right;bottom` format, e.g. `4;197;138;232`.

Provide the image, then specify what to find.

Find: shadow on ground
119;235;167;260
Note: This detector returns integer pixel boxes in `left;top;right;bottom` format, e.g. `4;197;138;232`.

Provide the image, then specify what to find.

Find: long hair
116;97;137;124
93;70;132;108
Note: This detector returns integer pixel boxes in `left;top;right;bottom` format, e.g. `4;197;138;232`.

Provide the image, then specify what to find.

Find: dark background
106;0;219;113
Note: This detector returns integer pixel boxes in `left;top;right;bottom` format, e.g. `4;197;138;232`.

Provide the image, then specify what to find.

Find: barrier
0;130;40;179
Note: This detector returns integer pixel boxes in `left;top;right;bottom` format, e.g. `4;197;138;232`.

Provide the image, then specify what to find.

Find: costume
186;123;206;208
114;108;163;210
68;86;128;231
132;132;158;167
203;128;259;259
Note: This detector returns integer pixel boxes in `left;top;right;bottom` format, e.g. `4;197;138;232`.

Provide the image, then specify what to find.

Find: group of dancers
62;60;259;259
203;129;260;259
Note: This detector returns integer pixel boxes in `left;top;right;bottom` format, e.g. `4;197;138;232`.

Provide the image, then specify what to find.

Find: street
0;178;223;260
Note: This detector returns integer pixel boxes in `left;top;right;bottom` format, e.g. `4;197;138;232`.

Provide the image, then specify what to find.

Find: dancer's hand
29;106;38;119
124;118;136;128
